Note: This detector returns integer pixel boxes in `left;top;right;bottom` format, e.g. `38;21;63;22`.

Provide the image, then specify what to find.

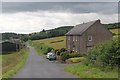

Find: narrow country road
13;46;76;78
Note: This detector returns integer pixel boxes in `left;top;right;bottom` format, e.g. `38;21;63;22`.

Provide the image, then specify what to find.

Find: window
73;41;75;48
68;36;70;40
76;48;78;52
73;48;75;51
88;35;92;41
68;44;70;49
73;36;75;41
76;36;78;41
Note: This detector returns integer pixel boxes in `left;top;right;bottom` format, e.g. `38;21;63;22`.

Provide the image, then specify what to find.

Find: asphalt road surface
13;46;77;78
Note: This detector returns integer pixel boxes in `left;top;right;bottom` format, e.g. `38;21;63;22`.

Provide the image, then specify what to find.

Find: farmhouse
66;19;113;54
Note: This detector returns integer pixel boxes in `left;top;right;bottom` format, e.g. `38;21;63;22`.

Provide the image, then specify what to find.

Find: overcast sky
0;2;119;34
2;0;120;2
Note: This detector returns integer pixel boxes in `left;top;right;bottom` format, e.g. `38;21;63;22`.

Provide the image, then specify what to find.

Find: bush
60;48;67;52
56;50;61;56
85;39;119;68
56;48;67;56
36;44;54;55
60;52;69;62
42;46;54;55
57;48;83;62
69;53;82;58
54;49;59;54
60;52;83;62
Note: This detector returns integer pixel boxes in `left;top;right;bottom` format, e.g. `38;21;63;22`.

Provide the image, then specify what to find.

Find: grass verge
64;64;118;78
2;48;29;79
67;57;86;63
29;40;54;56
34;46;44;56
29;40;44;56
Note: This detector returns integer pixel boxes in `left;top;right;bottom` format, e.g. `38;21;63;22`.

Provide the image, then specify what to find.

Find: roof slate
66;20;100;36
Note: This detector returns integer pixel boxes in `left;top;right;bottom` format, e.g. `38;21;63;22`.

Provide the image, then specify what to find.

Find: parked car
46;52;56;60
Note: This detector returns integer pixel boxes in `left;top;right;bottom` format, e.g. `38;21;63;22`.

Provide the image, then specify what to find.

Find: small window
73;42;75;48
88;35;92;41
73;48;75;51
76;49;78;52
76;36;78;41
68;36;70;40
68;44;70;49
73;36;75;41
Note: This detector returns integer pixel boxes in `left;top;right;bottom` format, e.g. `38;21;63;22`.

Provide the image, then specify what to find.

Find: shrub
56;48;67;56
60;52;69;62
36;44;54;55
60;48;67;52
69;53;82;58
60;52;82;62
85;39;119;68
54;49;59;54
42;46;54;55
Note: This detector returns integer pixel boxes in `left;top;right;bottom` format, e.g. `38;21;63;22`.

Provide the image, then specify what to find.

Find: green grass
110;29;120;40
64;64;118;78
32;36;66;49
110;29;120;35
33;45;47;56
0;55;2;79
68;57;86;63
2;48;29;79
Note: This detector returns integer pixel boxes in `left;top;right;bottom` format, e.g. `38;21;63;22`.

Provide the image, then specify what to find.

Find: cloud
2;2;118;14
2;0;120;2
0;11;118;34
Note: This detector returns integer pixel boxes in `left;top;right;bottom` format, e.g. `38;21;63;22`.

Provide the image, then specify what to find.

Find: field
0;55;1;79
2;48;29;78
65;64;118;78
110;29;120;39
110;28;119;35
32;36;66;49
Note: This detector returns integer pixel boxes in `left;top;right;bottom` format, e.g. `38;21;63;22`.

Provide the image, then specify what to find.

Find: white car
46;52;56;60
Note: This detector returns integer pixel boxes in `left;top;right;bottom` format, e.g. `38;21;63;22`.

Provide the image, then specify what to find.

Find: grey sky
2;2;118;14
0;2;119;34
2;0;120;2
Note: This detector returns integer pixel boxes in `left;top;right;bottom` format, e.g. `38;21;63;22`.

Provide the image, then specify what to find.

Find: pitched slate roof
66;20;100;36
11;39;21;44
1;39;21;44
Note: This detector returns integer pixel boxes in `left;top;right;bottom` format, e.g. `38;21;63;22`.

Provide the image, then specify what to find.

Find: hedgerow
85;38;120;68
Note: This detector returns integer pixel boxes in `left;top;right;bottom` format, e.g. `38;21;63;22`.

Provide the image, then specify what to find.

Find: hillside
2;26;73;41
31;28;119;50
32;36;66;49
1;33;29;41
29;26;74;40
2;22;119;41
105;22;120;29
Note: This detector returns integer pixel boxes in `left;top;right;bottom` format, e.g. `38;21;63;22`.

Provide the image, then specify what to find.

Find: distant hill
29;26;74;40
1;33;29;41
2;22;119;41
105;22;120;29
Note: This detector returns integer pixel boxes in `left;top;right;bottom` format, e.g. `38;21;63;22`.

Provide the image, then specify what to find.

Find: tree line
2;22;120;41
